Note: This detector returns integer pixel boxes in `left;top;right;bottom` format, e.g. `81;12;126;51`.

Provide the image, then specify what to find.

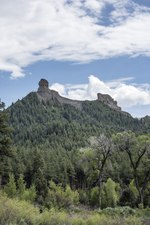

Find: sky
0;0;150;118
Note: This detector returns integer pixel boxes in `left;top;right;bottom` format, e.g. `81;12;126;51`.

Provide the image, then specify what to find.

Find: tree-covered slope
8;91;146;149
2;88;150;210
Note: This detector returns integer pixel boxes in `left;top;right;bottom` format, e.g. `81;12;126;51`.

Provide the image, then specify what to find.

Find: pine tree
4;174;17;198
17;174;26;198
0;102;12;185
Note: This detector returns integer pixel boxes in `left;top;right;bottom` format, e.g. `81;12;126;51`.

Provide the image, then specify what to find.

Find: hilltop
8;79;149;149
37;79;122;112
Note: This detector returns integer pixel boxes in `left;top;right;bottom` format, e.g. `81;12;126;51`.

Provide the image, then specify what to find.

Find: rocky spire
38;79;49;92
37;78;82;109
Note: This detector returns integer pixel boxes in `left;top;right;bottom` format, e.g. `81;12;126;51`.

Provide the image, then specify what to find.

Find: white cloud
49;75;150;115
0;0;150;78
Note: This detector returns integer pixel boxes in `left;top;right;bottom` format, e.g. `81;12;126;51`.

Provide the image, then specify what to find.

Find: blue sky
0;0;150;117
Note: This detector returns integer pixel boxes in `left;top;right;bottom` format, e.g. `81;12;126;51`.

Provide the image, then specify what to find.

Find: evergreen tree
34;168;48;205
0;101;12;185
17;174;26;198
4;174;17;198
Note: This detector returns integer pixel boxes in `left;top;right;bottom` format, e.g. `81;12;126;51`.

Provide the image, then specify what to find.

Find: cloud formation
50;75;150;113
0;0;150;78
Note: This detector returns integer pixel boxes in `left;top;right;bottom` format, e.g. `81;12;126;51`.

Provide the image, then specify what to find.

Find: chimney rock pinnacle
38;79;49;89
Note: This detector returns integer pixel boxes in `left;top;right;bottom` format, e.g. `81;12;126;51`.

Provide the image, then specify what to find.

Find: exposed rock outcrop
38;79;49;90
37;79;59;101
37;79;82;110
37;79;122;112
97;93;121;111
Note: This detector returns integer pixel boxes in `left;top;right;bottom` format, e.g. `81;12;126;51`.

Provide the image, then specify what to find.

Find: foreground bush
98;206;136;216
0;192;144;225
45;181;79;209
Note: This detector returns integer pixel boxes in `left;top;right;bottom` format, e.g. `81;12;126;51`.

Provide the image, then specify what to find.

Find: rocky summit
37;78;121;112
8;78;149;149
37;79;82;110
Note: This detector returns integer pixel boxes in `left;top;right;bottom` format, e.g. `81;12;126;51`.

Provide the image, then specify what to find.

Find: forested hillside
0;85;150;225
4;87;149;207
8;91;147;149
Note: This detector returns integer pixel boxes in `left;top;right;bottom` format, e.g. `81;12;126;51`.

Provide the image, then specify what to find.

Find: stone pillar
38;79;49;92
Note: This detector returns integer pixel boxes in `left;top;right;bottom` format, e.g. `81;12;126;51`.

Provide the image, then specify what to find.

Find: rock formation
97;93;121;111
37;78;59;101
38;79;49;90
37;79;122;112
37;79;82;110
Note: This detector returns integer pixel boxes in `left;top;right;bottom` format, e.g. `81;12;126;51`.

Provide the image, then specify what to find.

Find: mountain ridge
7;79;149;149
36;78;128;114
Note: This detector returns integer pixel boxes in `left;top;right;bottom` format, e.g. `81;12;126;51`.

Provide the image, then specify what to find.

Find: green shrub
22;185;36;203
99;206;136;216
129;179;139;207
39;209;69;225
125;216;142;225
103;178;120;208
45;181;79;209
89;187;99;207
89;179;120;208
78;189;89;205
0;192;143;225
0;192;39;225
4;174;36;203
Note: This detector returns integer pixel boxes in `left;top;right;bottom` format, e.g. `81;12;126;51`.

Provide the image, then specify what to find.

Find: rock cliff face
37;79;121;111
37;79;82;110
37;79;59;101
97;93;121;111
